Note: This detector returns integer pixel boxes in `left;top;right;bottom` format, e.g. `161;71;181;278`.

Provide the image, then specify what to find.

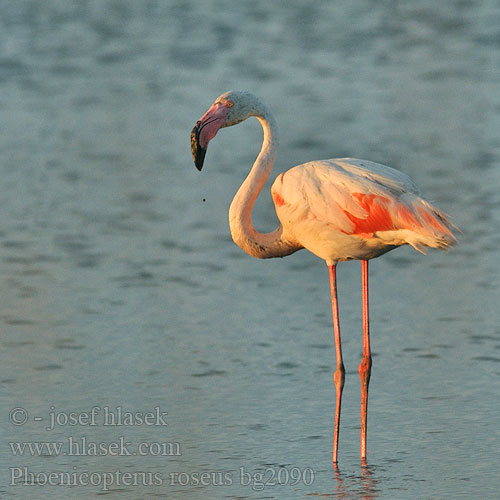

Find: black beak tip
193;146;206;171
191;124;206;171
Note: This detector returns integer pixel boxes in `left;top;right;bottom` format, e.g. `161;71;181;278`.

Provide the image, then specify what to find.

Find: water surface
1;1;499;499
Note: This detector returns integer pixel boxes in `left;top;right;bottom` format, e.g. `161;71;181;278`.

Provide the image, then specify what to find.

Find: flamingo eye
225;100;234;108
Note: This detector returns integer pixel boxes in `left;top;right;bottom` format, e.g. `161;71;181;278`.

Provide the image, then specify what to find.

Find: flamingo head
191;91;259;171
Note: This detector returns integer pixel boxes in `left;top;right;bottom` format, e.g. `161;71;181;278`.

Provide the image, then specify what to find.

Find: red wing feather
342;193;395;236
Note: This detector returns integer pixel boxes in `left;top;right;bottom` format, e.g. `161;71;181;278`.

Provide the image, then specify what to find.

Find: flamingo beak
191;103;230;171
191;123;206;171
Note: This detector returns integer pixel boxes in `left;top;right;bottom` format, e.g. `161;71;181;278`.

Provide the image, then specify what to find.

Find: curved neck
228;110;299;259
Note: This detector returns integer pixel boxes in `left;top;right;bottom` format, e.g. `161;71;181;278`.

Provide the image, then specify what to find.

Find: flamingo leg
359;259;372;461
329;264;345;463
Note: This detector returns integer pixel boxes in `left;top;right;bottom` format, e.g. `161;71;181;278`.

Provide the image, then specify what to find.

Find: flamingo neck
228;110;299;259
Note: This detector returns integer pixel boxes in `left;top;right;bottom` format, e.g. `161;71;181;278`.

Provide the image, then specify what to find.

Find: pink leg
329;264;345;463
359;260;372;460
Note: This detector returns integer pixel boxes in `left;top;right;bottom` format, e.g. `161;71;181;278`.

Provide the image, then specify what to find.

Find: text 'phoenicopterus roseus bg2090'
191;90;457;463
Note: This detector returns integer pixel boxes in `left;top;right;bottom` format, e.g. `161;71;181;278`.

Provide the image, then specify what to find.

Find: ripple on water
315;365;331;374
417;353;440;359
112;270;159;288
53;233;105;269
2;240;32;249
248;423;267;431
189;262;226;273
75;253;104;269
468;334;498;342
308;343;330;350
165;275;200;289
53;234;90;253
472;356;500;363
3;256;33;264
191;369;228;377
34;364;64;371
54;339;86;350
127;191;154;203
3;316;37;326
3;340;35;347
160;238;195;254
276;361;299;369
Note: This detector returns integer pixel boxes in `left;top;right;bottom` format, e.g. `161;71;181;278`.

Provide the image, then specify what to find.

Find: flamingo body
190;90;457;463
270;158;455;265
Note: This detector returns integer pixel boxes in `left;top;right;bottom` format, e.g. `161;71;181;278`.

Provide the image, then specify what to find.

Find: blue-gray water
1;1;499;499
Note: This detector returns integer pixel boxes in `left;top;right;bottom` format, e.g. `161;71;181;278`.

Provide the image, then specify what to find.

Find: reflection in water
333;462;378;500
307;462;378;500
359;462;378;500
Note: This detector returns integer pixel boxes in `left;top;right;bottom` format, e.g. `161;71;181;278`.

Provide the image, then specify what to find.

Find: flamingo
190;90;457;463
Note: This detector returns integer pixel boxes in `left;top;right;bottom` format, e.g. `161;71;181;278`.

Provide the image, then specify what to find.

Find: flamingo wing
271;158;456;249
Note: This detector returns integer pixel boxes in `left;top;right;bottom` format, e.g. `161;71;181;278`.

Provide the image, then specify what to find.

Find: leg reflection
330;461;378;500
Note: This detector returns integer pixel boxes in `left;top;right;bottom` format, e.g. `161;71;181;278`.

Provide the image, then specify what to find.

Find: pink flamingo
191;91;457;463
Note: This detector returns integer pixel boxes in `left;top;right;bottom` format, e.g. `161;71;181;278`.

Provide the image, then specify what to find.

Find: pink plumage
270;158;456;264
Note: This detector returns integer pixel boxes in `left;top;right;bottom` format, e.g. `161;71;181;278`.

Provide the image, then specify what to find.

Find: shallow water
1;1;499;499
